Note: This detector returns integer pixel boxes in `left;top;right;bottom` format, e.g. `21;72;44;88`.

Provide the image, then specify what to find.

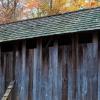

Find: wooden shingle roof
0;7;100;42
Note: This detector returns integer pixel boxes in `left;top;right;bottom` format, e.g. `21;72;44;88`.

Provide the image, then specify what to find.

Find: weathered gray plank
33;39;42;100
44;48;49;100
7;52;13;100
0;47;2;99
14;41;28;100
85;43;97;100
87;44;94;100
68;36;77;100
52;41;59;100
19;41;28;100
98;42;100;100
67;45;73;100
33;48;37;100
76;36;81;100
48;47;53;100
41;48;46;100
79;44;88;100
14;44;22;100
36;39;42;100
59;46;67;100
92;34;98;100
42;48;49;100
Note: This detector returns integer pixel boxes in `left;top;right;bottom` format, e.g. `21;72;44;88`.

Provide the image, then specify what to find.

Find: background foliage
0;0;100;24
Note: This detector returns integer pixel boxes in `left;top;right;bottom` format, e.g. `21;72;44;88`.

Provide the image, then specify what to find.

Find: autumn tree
0;0;100;24
0;0;19;24
32;0;100;16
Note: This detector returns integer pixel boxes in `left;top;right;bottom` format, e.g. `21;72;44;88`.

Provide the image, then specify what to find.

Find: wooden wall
0;32;99;100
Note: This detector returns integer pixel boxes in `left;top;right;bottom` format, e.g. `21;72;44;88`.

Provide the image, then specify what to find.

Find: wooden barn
0;7;100;100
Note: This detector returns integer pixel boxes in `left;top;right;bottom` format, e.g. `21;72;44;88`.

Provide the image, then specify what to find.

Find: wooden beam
1;81;15;100
22;41;26;73
20;40;28;100
92;33;99;100
36;38;42;100
72;34;77;100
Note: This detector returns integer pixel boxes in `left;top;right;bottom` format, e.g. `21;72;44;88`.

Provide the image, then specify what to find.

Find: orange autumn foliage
23;0;100;17
26;0;40;8
0;0;100;24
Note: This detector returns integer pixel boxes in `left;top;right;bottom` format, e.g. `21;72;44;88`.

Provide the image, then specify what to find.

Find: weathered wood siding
0;33;99;100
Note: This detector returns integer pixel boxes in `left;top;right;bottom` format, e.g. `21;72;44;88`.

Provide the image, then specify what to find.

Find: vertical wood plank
44;48;49;100
33;39;42;100
33;48;37;100
80;44;88;100
57;46;63;100
49;41;59;100
3;53;6;94
67;35;79;100
28;49;34;100
0;46;2;99
41;48;46;100
0;47;5;99
53;41;59;100
11;46;16;100
48;46;53;100
14;41;28;100
14;44;21;100
98;41;100;100
36;39;42;100
92;33;98;100
0;47;2;99
87;44;93;100
76;35;81;100
8;52;13;100
42;48;49;100
67;44;73;100
4;52;12;100
69;35;77;100
19;41;28;100
59;46;67;100
83;37;98;100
